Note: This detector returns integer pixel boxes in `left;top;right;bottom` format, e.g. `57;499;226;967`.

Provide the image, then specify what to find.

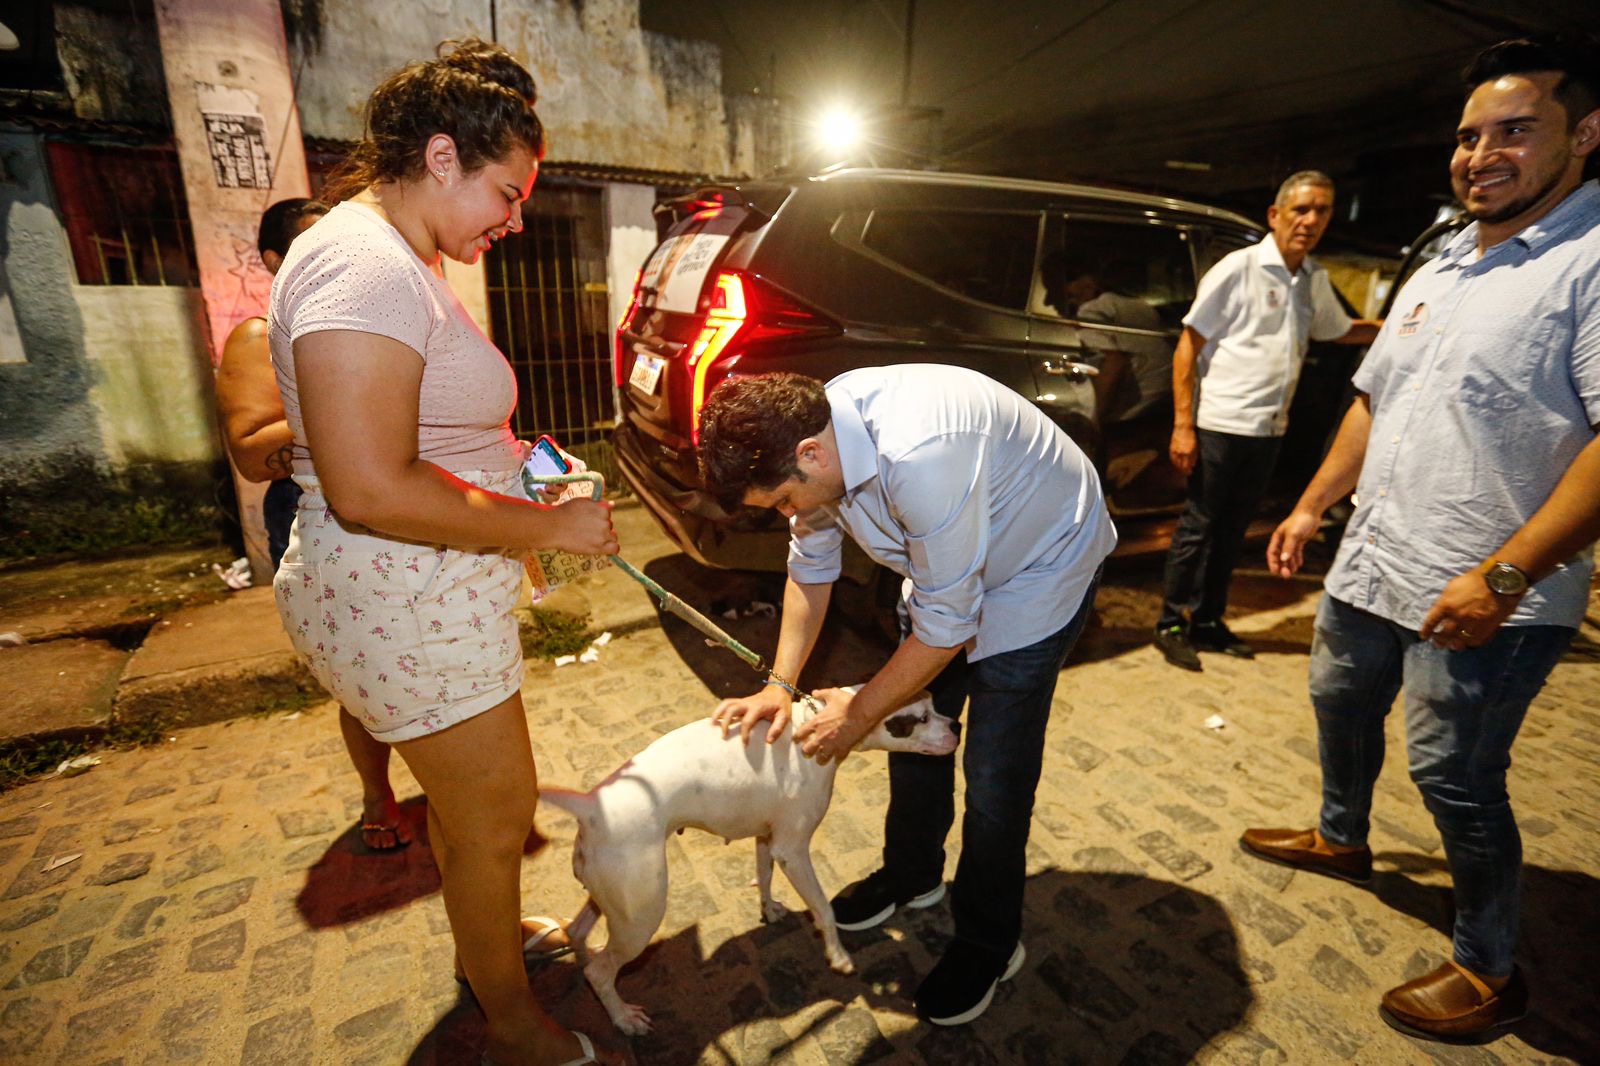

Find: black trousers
1158;428;1282;630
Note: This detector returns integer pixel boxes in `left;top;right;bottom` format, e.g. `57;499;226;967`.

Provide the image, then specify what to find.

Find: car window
860;209;1041;311
1032;215;1196;330
1194;228;1258;278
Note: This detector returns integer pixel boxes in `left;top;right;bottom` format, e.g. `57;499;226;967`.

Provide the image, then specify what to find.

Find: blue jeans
1310;595;1573;977
882;570;1101;969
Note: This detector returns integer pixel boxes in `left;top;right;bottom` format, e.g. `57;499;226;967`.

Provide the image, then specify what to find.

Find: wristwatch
1478;559;1530;596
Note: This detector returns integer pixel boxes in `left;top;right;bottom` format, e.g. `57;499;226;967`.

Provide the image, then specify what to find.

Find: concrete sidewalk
0;501;685;754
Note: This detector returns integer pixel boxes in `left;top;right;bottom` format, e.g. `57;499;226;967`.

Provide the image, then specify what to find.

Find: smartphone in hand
523;434;571;479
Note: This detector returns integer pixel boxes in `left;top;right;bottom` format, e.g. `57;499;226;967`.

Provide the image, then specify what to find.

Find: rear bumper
611;423;790;573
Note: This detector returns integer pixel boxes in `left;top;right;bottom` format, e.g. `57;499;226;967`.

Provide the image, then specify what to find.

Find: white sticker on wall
196;83;272;189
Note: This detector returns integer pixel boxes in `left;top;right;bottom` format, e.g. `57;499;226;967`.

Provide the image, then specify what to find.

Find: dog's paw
760;899;788;924
614;1003;652;1036
827;950;855;975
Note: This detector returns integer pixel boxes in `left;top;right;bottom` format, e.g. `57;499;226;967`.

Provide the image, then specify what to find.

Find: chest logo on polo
1397;302;1428;337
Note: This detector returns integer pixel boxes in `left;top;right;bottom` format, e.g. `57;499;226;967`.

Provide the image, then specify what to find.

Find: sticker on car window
640;232;730;314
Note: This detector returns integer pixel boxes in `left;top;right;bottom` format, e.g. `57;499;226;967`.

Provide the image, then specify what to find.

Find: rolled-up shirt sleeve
787;506;845;584
888;435;990;648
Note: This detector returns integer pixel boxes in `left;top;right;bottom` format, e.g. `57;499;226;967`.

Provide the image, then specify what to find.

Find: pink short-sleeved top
268;200;520;475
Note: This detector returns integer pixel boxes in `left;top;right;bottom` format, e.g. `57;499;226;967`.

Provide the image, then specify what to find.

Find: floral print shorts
273;469;529;742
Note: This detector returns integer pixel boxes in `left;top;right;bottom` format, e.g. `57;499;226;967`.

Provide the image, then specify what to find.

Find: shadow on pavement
406;868;1251;1065
294;795;442;927
1370;853;1600;1058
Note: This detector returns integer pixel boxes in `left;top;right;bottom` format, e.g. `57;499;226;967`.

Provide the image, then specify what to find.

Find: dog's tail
538;786;596;826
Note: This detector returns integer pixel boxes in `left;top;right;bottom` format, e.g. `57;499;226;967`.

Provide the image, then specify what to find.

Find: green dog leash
525;470;809;703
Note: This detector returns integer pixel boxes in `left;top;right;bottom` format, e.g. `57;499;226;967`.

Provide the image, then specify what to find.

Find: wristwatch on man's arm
1477;558;1530;596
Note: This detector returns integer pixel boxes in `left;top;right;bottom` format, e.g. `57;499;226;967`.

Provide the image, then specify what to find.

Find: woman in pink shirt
269;39;618;1066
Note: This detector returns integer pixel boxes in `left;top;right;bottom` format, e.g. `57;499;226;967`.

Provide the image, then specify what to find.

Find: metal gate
484;181;620;485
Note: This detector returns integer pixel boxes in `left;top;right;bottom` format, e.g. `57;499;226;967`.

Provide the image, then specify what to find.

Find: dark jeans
882;569;1101;968
1158;428;1281;629
1310;595;1573;977
263;477;303;573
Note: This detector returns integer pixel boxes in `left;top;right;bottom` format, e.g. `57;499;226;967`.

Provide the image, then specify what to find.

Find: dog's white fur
541;689;959;1035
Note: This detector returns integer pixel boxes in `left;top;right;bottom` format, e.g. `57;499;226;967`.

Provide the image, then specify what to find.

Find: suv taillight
688;271;840;443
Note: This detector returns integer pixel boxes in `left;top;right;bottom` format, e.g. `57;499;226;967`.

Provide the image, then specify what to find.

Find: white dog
541;690;959;1036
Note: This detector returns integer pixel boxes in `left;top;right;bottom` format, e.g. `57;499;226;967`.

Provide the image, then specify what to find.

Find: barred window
45;140;199;287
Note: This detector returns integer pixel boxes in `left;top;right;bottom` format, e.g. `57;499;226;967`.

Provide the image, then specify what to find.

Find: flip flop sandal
359;823;410;852
481;1029;599;1066
519;915;574;960
455;915;574;983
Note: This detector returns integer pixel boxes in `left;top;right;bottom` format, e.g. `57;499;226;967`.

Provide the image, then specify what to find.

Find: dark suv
611;168;1350;585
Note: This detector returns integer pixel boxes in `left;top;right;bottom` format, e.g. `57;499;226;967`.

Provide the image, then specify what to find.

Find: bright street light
814;106;864;157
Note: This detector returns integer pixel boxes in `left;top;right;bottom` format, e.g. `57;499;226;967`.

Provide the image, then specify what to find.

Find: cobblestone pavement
0;565;1596;1065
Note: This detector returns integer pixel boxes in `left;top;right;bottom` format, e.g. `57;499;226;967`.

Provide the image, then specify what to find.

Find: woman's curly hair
322;38;545;202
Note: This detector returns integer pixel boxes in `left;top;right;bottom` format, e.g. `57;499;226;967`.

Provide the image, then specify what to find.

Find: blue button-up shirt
787;365;1117;660
1325;180;1600;631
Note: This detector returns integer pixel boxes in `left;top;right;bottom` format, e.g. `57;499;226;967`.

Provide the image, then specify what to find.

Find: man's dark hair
257;198;328;258
1464;33;1600;129
698;373;831;511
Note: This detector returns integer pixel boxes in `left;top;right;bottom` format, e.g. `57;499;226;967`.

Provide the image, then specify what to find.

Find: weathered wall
54;3;169;126
74;285;216;468
0;134;224;558
152;0;312;363
287;0;735;175
0;134;104;479
603;181;656;335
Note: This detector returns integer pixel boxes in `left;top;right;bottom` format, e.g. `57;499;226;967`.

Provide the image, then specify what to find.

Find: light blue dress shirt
787;365;1117;660
1325;180;1600;631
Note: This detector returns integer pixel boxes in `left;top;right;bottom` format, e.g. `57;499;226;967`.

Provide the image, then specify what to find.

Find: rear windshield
637;210;747;314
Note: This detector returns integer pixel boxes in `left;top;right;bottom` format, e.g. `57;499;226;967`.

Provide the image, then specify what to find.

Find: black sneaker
1154;625;1202;671
831;869;946;931
915;940;1026;1026
1190;620;1256;659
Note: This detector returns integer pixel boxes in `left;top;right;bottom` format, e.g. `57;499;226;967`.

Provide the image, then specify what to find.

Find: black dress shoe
1154;625;1202;671
1190;620;1256;658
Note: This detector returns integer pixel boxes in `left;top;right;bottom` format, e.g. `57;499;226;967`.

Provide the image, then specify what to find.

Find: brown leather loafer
1238;827;1372;884
1380;962;1527;1041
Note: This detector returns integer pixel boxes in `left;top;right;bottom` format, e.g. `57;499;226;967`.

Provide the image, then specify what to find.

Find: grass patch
250;687;326;718
517;606;595;660
0;715;175;794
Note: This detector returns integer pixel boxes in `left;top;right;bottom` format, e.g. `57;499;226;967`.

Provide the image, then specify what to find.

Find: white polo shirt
1184;235;1353;438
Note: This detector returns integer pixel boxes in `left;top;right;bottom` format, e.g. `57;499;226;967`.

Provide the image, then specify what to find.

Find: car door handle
1040;359;1099;378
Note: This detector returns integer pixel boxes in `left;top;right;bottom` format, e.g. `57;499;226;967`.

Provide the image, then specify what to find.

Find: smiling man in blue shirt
700;364;1115;1027
1245;33;1600;1042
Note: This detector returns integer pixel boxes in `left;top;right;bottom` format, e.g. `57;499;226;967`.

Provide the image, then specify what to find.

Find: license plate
628;353;664;395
